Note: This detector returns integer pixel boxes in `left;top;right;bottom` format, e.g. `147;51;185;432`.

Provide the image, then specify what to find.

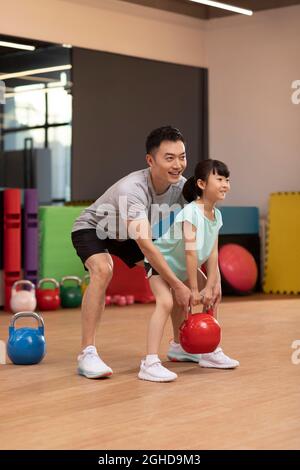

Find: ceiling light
189;0;253;16
0;64;72;80
0;40;36;51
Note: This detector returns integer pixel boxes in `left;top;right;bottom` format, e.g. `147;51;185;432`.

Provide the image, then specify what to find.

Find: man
72;126;237;379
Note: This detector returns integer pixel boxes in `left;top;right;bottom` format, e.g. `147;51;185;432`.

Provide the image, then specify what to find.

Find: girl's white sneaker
198;347;239;369
138;359;177;382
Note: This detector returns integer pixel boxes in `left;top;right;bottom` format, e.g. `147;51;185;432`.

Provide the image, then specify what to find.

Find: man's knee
86;256;113;283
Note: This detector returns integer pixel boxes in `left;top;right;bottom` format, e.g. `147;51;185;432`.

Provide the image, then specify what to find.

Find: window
4;84;46;129
48;125;71;201
2;71;72;201
4;128;45;151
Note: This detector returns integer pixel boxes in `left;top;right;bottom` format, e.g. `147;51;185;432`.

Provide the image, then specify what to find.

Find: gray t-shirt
72;168;186;239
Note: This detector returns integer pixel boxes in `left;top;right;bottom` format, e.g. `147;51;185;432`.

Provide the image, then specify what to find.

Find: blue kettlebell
7;311;46;365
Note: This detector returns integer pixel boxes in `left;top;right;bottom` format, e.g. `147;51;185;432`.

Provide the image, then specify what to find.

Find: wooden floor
0;296;300;450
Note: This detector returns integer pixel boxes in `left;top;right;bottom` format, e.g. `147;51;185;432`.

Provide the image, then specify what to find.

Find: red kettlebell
36;278;60;311
179;308;221;354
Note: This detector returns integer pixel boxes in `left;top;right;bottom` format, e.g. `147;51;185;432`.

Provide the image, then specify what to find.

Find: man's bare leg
81;253;113;349
77;253;115;379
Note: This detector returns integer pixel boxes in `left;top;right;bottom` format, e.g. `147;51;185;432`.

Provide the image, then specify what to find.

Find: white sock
171;340;180;348
82;345;97;355
145;354;159;365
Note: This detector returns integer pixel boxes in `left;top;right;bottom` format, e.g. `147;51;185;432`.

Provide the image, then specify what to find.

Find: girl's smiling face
197;170;230;202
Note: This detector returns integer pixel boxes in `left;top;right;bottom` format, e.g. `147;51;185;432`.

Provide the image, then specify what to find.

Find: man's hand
173;283;191;312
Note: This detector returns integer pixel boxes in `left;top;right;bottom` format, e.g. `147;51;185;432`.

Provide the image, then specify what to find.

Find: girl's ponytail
182;176;201;203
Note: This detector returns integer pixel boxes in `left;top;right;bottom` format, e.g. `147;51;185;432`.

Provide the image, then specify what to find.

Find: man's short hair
146;126;185;155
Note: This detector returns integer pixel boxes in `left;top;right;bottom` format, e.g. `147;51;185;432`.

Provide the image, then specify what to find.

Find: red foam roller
4;189;22;310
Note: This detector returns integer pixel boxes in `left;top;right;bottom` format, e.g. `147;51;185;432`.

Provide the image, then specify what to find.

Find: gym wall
206;4;300;216
71;47;208;200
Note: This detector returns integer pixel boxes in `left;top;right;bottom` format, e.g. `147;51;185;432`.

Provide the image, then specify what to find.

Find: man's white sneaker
138;359;177;382
198;347;239;369
77;345;113;379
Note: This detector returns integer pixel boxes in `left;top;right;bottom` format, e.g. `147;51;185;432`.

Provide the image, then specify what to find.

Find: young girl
138;159;239;382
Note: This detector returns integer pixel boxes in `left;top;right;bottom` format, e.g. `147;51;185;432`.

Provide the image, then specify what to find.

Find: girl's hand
211;283;222;309
190;288;203;306
199;286;213;308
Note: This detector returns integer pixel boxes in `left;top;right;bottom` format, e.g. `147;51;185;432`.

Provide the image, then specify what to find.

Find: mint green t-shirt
152;201;223;281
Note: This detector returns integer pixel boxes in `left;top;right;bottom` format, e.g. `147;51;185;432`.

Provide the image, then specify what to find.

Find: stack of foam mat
263;192;300;294
39;206;87;280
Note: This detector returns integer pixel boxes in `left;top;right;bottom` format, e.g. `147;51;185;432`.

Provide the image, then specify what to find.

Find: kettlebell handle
187;305;214;317
12;280;35;292
38;278;59;289
204;307;214;316
60;276;82;286
10;311;45;329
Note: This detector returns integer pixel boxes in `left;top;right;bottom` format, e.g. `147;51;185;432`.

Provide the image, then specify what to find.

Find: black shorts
144;262;159;278
71;229;144;270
